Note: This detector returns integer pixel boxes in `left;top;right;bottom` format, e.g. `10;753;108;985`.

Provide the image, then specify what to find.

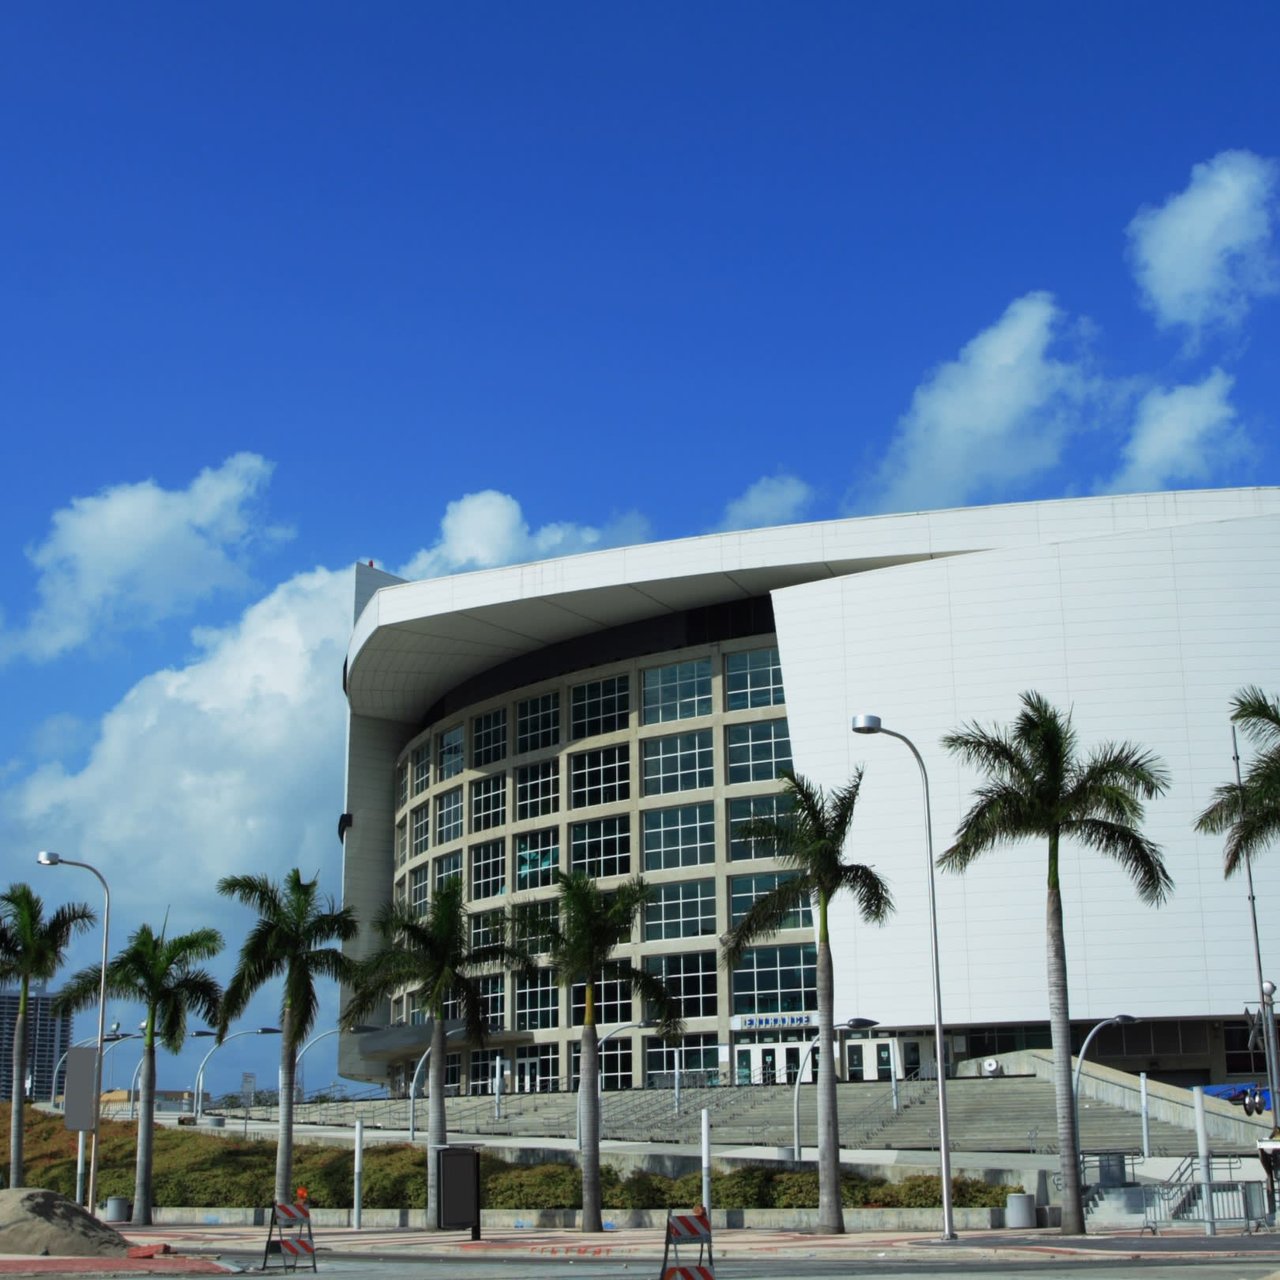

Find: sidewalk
6;1219;1280;1275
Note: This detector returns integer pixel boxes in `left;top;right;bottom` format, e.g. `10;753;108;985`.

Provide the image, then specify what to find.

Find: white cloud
866;292;1093;513
9;565;351;929
2;453;288;664
397;490;649;579
1099;368;1243;494
716;475;815;531
1127;150;1280;340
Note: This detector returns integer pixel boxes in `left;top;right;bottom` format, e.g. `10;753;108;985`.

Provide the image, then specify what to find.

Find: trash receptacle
105;1196;131;1223
1097;1153;1126;1186
1005;1192;1036;1229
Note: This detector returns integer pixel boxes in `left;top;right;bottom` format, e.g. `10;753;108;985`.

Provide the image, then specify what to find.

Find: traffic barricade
263;1201;317;1272
659;1206;714;1280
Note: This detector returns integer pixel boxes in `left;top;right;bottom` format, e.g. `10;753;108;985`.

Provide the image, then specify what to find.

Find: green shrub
606;1168;676;1209
770;1170;819;1208
484;1162;581;1209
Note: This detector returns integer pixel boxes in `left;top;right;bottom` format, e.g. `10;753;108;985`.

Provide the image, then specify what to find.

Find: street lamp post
37;851;109;1214
851;715;957;1241
191;1028;281;1120
1073;1015;1136;1154
577;1020;655;1149
793;1018;878;1160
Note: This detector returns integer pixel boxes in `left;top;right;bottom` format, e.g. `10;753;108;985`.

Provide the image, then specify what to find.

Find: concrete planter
151;1205;1003;1231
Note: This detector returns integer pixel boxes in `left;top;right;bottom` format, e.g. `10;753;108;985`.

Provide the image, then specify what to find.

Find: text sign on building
729;1014;816;1032
63;1046;97;1132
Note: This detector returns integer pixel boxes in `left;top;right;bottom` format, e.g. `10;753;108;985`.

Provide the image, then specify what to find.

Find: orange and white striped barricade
659;1206;714;1280
263;1201;318;1272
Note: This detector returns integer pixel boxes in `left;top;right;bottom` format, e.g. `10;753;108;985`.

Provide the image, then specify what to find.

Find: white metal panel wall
773;512;1280;1029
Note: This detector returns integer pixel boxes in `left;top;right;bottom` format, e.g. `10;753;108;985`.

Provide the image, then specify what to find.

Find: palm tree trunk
132;1039;156;1225
580;1021;602;1233
425;1017;446;1230
275;1010;296;1206
9;980;28;1189
1046;876;1084;1234
815;922;844;1233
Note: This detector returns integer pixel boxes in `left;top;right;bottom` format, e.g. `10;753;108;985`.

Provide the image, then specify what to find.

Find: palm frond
1232;686;1280;750
1066;818;1173;904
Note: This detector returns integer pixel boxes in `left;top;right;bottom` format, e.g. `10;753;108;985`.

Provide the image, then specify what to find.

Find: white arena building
339;487;1280;1097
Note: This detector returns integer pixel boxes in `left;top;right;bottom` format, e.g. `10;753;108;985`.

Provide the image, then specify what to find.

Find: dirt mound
0;1188;129;1257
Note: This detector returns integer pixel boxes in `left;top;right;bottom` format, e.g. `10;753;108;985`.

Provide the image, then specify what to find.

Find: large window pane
570;745;630;807
645;952;717;1019
470;774;507;831
642;659;711;724
571;675;630;740
642;803;715;870
470;838;506;899
515;829;559;890
642;730;713;795
725;647;785;710
728;793;793;859
437;725;464;780
726;719;791;784
472;709;508;767
516;692;560;754
570;816;631;878
730;872;811;927
645;879;715;940
436;787;463;844
732;944;816;1015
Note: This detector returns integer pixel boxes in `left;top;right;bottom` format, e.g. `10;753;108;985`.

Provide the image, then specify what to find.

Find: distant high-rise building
0;987;75;1102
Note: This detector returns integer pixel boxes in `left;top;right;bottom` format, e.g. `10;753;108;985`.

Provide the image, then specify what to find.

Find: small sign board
241;1072;256;1108
437;1146;481;1238
64;1047;97;1132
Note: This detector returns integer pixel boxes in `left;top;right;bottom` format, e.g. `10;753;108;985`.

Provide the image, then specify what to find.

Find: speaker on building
981;1058;1003;1077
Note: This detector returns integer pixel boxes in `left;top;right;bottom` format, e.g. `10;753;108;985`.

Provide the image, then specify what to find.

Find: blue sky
2;3;1278;1098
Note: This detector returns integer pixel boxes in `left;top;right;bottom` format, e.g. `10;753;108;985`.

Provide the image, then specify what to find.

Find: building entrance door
735;1042;817;1085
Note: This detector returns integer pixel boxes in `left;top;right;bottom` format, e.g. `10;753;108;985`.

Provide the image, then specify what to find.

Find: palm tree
0;883;95;1189
58;923;221;1223
544;871;682;1233
940;691;1172;1236
217;869;357;1205
1195;686;1280;875
722;769;892;1235
343;878;525;1229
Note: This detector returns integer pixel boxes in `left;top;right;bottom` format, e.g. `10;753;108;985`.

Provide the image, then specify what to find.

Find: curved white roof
345;487;1280;724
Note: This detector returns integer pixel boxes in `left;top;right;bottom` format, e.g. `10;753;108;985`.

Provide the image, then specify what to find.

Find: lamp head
845;1017;879;1030
1112;1014;1138;1025
259;1027;282;1035
36;851;61;866
851;715;882;735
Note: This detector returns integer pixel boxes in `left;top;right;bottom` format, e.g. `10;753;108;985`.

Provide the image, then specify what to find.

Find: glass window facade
571;977;632;1027
472;709;508;767
411;744;430;794
728;793;793;859
725;647;785;710
645;879;716;940
726;719;792;784
642;659;712;724
409;865;429;916
642;730;713;794
571;675;630;739
470;773;507;832
471;908;504;950
515;828;558;890
645;952;717;1019
642;803;715;870
470;838;505;899
730;872;812;927
437;724;464;780
434;849;461;887
570;816;631;878
570;745;630;808
732;943;816;1015
515;760;559;820
515;968;559;1030
515;899;558;955
436;787;463;844
516;692;560;754
411;804;430;857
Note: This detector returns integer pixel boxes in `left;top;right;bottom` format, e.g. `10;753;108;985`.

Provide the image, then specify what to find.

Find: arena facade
339;487;1280;1096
